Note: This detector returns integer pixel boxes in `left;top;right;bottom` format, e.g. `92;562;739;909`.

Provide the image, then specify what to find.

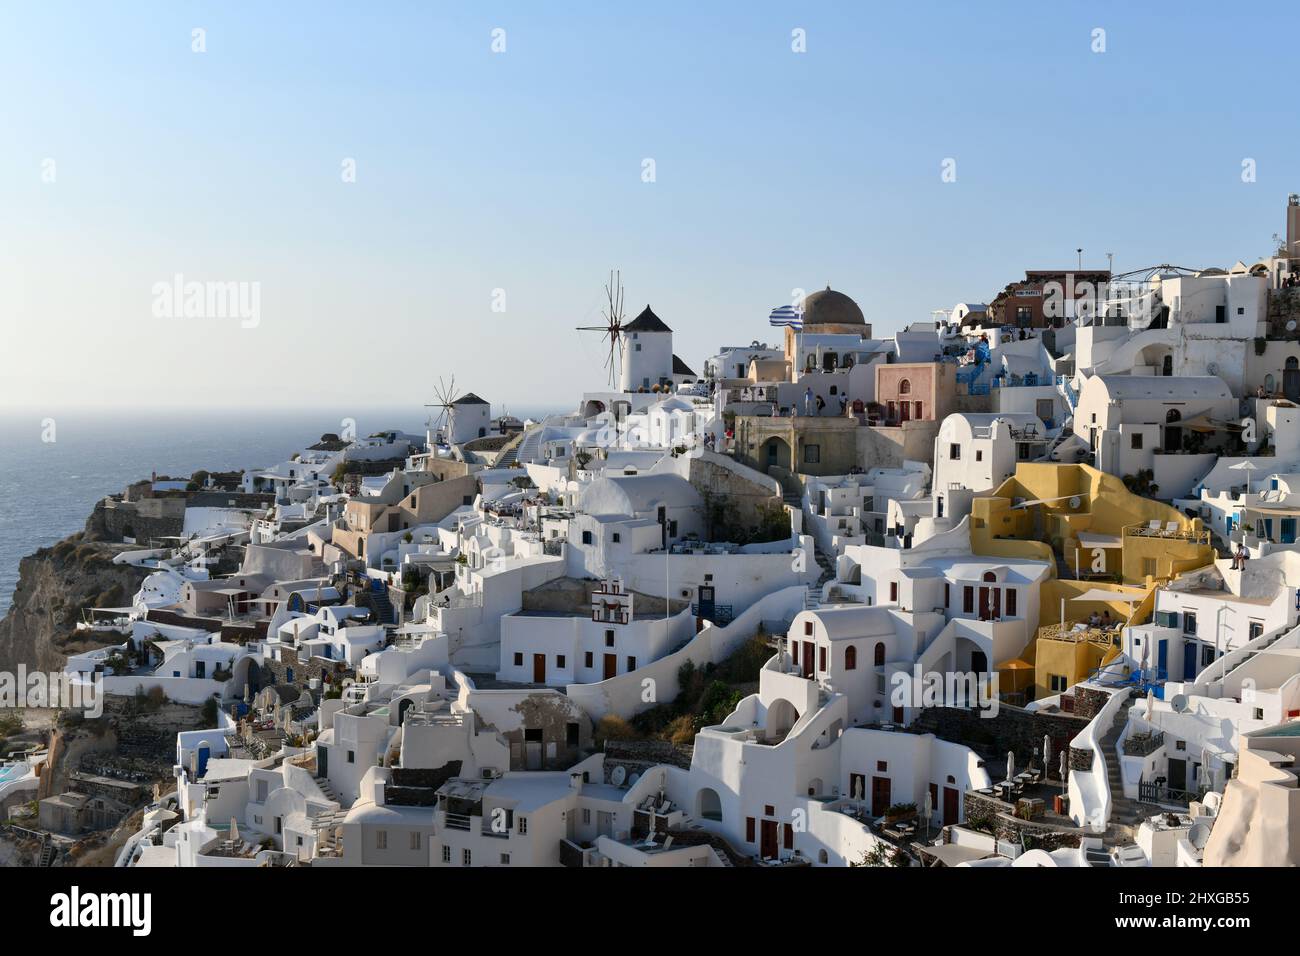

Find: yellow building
970;462;1214;586
971;463;1212;700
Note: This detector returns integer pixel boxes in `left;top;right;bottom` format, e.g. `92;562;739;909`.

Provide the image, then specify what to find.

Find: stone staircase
1099;707;1158;835
495;430;526;468
312;775;339;804
506;427;543;467
38;837;58;867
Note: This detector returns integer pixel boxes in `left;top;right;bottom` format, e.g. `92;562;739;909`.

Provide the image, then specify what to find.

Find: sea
0;405;568;615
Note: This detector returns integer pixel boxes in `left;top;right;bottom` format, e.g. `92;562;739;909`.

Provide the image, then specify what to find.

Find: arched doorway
1162;354;1173;377
697;787;723;822
1165;408;1182;453
760;437;792;472
765;699;799;741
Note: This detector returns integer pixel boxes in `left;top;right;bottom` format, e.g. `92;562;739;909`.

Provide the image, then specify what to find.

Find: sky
2;0;1298;413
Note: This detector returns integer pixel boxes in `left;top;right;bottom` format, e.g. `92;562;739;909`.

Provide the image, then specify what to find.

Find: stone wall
909;703;1088;765
92;496;186;543
962;790;1081;850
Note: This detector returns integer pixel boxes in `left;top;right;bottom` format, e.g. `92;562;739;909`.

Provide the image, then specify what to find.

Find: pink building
874;362;955;425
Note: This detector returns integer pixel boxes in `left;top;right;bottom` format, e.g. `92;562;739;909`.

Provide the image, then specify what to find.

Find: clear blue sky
2;1;1296;411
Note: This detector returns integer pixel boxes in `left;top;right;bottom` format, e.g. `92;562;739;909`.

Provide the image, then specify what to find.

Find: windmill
425;374;457;446
576;270;627;387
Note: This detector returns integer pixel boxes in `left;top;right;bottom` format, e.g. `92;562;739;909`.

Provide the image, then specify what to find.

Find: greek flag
768;304;803;330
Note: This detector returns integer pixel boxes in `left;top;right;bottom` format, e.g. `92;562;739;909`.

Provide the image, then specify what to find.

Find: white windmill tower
425;375;457;451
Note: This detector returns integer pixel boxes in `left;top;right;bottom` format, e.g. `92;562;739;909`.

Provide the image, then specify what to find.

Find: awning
1071;588;1142;603
1246;505;1300;517
919;844;994;867
1076;532;1122;549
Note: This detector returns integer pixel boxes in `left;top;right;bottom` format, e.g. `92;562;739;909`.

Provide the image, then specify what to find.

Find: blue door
1283;518;1296;544
1183;641;1199;680
1156;639;1168;698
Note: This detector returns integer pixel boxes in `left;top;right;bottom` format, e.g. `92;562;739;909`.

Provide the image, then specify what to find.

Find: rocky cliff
0;528;148;674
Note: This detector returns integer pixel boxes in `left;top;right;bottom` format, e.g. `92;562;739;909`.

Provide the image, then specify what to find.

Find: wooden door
871;776;891;817
801;641;814;678
760;819;778;860
532;654;546;683
603;654;616;680
943;786;959;826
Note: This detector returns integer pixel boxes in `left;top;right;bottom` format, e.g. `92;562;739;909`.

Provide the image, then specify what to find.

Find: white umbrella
1043;734;1052;779
1059;752;1067;791
922;790;933;837
1006;751;1015;784
1146;689;1155;720
1230;460;1260;496
230;817;240;843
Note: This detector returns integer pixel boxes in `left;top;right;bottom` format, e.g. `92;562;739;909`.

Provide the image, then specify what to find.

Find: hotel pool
0;762;31;784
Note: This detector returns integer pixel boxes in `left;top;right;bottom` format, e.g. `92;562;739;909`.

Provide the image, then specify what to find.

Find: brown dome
801;287;864;326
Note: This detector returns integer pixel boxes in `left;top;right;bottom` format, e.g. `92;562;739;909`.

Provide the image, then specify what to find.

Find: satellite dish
1288;320;1297;332
628;772;641;787
1188;823;1211;850
1069;496;1082;510
1171;694;1189;713
610;765;627;787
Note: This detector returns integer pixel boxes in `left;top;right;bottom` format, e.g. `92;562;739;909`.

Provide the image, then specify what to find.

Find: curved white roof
1091;375;1231;401
581;473;702;517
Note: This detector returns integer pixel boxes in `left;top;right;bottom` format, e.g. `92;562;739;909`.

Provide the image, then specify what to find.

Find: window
1130;433;1143;450
500;853;511;865
410;832;422;850
783;824;794;850
581;530;593;545
1142;557;1157;577
518;817;528;834
513;652;523;666
949;443;961;460
556;655;566;668
874;643;885;666
765;804;775;816
963;586;974;613
944;583;951;608
975;449;983;462
582;808;591;824
746;818;756;842
376;830;387;850
463;848;472;866
804;444;820;464
1249;621;1264;641
804;621;813;635
442;846;451;863
1006;588;1017;617
889;581;898;603
611;533;620;543
845;645;857;670
627;655;637;670
1183;612;1197;635
584;651;593;668
914;402;923;419
877;761;887;772
818;646;826;671
1050;674;1068;692
347;750;355;764
605;630;615;646
899;379;911;395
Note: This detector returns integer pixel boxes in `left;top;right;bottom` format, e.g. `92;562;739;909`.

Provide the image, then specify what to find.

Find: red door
943;787;960;826
979;587;990;620
533;654;546;683
801;641;815;679
603;654;616;680
871;776;891;817
760;819;779;860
